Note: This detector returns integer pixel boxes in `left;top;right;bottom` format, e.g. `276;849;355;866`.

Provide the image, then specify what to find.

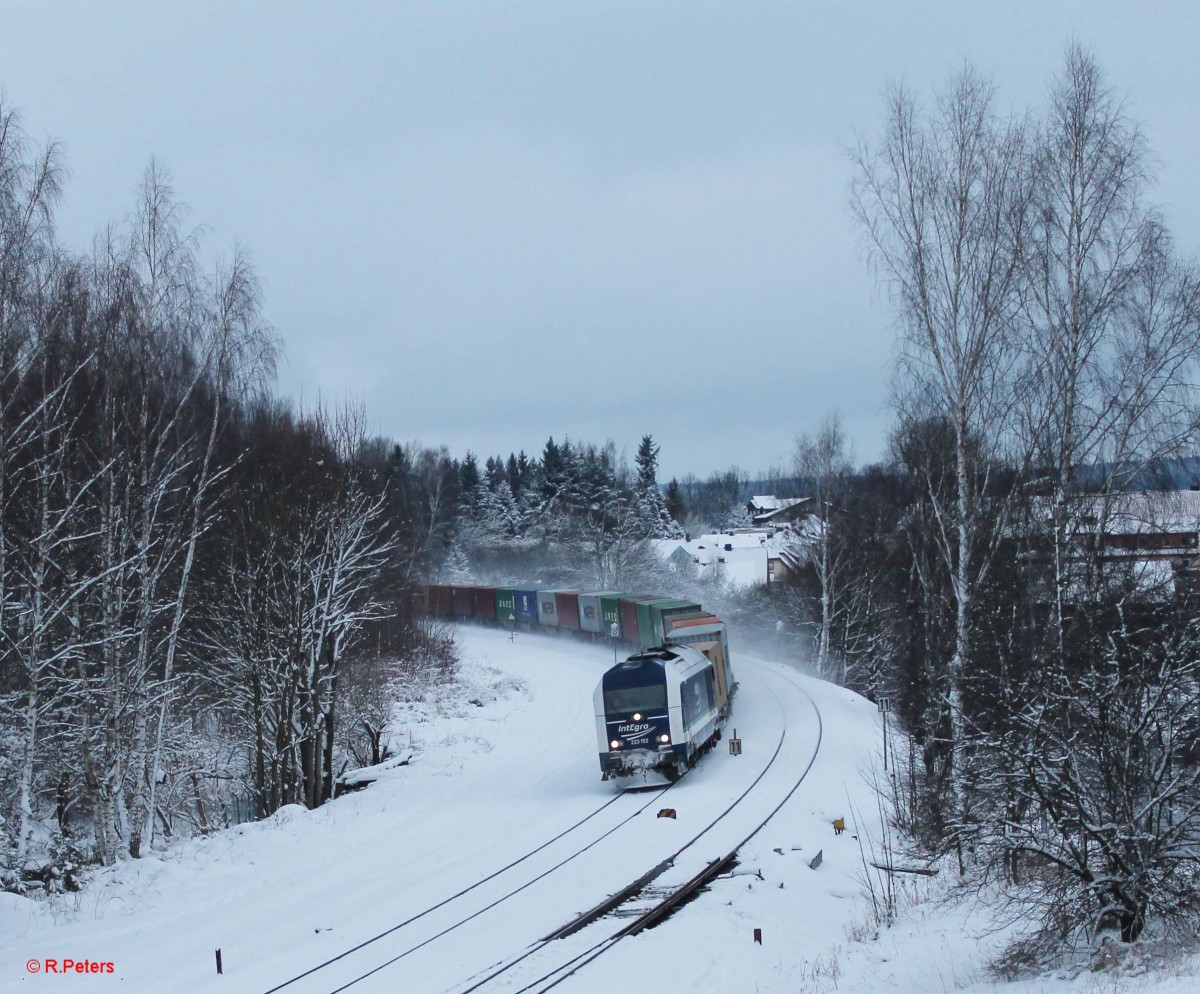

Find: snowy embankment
3;626;1198;994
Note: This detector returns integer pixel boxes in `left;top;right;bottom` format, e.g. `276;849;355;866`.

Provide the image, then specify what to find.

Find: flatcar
594;636;734;784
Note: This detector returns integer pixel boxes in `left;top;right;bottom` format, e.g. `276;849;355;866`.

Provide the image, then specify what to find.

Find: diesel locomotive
594;629;733;783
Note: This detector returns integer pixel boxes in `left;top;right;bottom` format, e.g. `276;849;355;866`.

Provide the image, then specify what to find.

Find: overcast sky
3;2;1198;481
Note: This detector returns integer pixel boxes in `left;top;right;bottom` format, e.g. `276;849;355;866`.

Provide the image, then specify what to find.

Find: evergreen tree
484;455;505;492
634;435;682;538
459;451;481;495
556;437;586;509
505;453;520;495
635;435;660;493
477;480;519;538
540;437;565;500
515;451;532;492
665;477;686;524
443;541;473;582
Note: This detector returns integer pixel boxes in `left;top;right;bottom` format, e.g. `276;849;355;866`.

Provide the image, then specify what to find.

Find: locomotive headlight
633;713;642;721
610;739;621;750
659;733;670;744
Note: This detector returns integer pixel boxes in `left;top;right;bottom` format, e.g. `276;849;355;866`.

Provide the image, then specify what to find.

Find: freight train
414;585;736;784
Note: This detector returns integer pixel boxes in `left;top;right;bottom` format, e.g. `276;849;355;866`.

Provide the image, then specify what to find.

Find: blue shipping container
514;589;540;624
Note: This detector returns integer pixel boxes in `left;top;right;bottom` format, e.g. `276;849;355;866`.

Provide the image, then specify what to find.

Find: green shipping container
494;588;517;623
651;600;703;645
634;598;678;648
599;594;628;639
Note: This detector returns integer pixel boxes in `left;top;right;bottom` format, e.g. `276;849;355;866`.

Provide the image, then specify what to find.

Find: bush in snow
973;614;1200;950
35;830;88;894
0;820;25;895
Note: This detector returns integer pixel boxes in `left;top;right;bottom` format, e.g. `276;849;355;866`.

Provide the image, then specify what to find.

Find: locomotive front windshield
604;683;667;714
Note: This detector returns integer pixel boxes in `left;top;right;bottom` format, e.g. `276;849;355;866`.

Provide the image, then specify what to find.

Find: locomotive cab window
604;683;667;714
603;659;668;714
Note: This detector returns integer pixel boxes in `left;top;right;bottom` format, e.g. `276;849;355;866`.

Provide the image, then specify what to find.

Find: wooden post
215;949;223;975
877;697;892;771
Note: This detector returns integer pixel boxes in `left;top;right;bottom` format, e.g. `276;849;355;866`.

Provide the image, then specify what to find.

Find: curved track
261;779;675;994
443;662;823;994
261;651;820;994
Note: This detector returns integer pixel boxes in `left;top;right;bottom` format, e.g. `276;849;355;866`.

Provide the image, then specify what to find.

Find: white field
3;625;1197;994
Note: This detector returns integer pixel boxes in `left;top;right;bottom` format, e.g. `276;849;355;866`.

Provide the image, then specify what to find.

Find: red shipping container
471;586;497;620
407;585;430;617
554;591;582;630
451;585;473;616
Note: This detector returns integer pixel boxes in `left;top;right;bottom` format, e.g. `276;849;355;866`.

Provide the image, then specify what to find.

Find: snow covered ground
3;626;1198;993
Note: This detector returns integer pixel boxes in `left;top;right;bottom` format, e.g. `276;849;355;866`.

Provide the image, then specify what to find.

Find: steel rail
261;784;655;994
487;666;823;994
447;687;793;994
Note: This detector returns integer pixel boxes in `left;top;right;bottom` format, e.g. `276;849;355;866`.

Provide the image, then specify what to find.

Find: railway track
443;662;822;994
295;696;791;994
259;783;665;994
263;657;816;994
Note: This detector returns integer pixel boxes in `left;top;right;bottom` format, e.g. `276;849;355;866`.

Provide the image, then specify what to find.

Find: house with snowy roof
1035;489;1200;559
653;522;819;589
746;495;810;525
1031;489;1200;600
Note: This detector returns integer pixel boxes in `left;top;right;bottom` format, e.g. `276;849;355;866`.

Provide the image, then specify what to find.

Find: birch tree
793;413;853;681
207;403;396;814
3;303;90;865
1021;46;1200;656
0;102;64;870
852;67;1031;832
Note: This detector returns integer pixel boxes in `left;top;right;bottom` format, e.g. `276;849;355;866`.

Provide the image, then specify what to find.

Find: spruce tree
634;435;682;538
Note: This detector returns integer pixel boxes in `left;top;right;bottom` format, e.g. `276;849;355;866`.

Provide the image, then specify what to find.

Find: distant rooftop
747;495;809;523
1042;490;1200;535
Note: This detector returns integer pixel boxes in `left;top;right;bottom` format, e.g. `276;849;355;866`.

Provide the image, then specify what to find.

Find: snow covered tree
458;451;481;507
633;435;682;539
208;403;396;815
1019;46;1200;664
539;436;567;501
442;541;473;583
483;454;505;492
975;613;1200;946
794;414;853;681
853;66;1029;833
0;100;64;871
664;478;686;528
382;442;459;582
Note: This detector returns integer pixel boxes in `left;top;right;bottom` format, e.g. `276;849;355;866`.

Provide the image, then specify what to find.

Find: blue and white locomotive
594;636;734;784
